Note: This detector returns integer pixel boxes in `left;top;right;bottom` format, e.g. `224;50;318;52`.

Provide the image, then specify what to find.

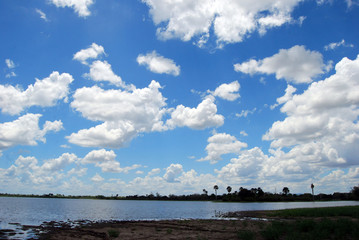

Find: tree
282;187;290;196
351;185;359;199
226;186;232;194
202;189;208;195
214;185;219;199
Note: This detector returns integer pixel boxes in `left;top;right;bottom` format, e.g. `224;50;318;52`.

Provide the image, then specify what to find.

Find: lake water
1;197;359;228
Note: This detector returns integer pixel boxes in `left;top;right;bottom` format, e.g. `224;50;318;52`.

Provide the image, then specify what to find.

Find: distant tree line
1;185;359;202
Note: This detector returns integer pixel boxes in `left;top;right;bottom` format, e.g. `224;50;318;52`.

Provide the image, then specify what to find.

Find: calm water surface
1;197;359;228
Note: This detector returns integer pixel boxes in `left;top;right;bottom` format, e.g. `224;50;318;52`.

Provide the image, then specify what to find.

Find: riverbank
3;206;353;239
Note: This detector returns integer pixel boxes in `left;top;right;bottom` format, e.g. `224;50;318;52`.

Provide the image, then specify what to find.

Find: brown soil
31;219;270;240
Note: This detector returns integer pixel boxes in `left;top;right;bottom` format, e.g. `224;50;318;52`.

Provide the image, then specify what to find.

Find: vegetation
1;184;359;202
235;206;359;240
268;205;359;219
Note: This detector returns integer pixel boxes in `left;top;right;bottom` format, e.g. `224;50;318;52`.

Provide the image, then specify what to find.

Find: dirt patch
30;219;270;240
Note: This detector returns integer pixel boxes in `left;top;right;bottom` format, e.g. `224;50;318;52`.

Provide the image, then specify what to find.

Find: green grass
107;229;119;238
268;206;359;218
260;218;359;240
237;230;255;240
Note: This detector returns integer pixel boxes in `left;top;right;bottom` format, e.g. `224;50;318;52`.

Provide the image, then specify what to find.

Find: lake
1;197;359;228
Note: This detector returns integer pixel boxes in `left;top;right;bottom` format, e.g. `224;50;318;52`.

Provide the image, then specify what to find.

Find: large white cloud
0;114;63;151
198;132;247;164
264;54;359;167
234;45;332;84
166;96;224;130
68;80;167;148
50;0;94;17
137;51;180;76
73;43;105;65
142;0;303;47
0;71;73;115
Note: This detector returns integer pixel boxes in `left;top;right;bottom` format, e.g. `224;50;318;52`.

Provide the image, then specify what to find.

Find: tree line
1;185;359;201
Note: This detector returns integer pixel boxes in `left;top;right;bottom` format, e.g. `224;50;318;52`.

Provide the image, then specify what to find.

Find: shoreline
1;206;359;239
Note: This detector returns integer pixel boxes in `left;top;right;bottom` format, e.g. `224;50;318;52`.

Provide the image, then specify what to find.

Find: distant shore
1;206;356;239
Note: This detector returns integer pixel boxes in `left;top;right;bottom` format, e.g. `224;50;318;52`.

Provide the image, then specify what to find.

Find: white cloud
137;51;180;76
50;0;94;17
5;59;15;69
82;149;117;164
147;168;161;176
264;54;359;167
0;71;73;115
73;43;105;65
215;147;267;181
0;114;63;151
142;0;303;47
198;132;247;164
5;59;16;78
91;173;104;182
6;72;16;78
82;149;141;173
324;39;354;51
36;9;48;21
163;164;183;182
270;85;297;109
166;96;224;130
68;80;167;148
234;45;332;84
84;60;130;88
41;153;78;172
236;108;256;118
212;81;240;101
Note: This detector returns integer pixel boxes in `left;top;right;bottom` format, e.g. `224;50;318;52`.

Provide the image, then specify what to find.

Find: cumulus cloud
198;132;247;164
0;114;63;151
68;80;167;148
270;85;297;109
50;0;94;17
263;54;359;167
137;51;180;76
82;149;141;173
163;164;183;182
211;81;240;101
142;0;303;47
234;45;332;84
73;43;105;65
166;96;224;130
0;71;73;115
215;147;267;181
91;173;104;182
84;60;130;88
324;39;354;51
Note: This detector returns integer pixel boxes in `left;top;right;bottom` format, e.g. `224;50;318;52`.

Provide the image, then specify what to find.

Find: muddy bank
19;219;267;240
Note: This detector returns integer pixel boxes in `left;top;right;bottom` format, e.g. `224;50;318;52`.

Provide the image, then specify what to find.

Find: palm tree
311;183;315;200
282;187;290;196
214;185;219;199
203;189;208;195
226;186;232;194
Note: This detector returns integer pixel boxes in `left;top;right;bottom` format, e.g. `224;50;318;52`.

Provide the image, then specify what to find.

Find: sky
0;0;359;196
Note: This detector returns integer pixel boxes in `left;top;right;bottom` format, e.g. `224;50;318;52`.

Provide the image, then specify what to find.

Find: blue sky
1;0;359;196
